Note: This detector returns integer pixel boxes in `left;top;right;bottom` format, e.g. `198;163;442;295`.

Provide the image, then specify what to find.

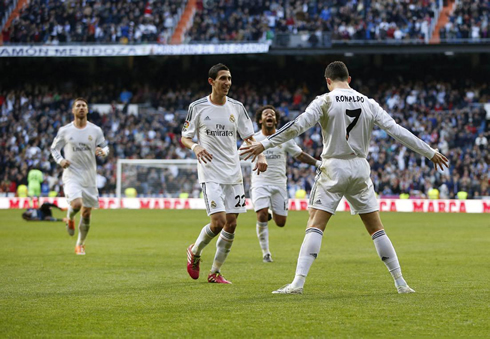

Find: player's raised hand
60;159;71;168
254;154;268;175
193;144;213;164
240;140;265;162
431;149;449;171
95;147;106;157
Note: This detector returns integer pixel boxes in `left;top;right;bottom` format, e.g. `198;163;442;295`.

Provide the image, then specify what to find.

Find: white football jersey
182;96;254;184
248;131;302;188
261;88;436;160
51;122;107;187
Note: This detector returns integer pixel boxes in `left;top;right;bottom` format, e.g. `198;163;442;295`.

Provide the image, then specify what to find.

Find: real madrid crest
211;201;217;208
88;135;93;141
229;114;235;123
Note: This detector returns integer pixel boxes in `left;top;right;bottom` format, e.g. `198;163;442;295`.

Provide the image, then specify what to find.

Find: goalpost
116;159;253;208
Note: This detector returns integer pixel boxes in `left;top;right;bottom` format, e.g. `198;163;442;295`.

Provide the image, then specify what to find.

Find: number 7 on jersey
345;108;362;140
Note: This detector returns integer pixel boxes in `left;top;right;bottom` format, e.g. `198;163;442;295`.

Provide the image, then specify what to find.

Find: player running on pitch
241;61;449;294
51;98;109;255
244;105;321;263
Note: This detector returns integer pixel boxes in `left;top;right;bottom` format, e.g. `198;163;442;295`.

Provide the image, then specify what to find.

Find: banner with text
2;197;489;213
0;44;270;57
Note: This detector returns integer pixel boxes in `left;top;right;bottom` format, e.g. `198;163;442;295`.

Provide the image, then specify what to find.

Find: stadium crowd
3;0;184;45
1;77;489;199
188;0;438;43
440;0;490;42
2;0;488;45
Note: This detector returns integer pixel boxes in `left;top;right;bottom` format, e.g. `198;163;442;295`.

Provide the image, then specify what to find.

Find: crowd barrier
2;198;489;213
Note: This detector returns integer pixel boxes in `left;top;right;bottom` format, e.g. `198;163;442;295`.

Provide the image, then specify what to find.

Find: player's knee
211;218;226;231
256;210;268;222
71;201;82;211
81;209;91;219
275;217;287;227
224;221;237;233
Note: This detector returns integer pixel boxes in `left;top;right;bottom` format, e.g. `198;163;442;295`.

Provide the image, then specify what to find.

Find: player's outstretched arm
243;136;267;175
374;104;447;168
430;150;449;171
181;136;213;164
240;140;265;162
242;100;323;161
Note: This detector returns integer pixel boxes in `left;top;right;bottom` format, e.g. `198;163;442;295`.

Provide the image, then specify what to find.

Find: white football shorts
201;182;247;216
309;157;378;215
64;181;100;208
250;185;289;216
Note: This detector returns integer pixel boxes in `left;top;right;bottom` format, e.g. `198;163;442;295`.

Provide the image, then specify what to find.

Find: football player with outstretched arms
241;61;448;294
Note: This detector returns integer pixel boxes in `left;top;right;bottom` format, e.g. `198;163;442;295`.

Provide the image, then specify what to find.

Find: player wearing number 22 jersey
241;61;448;295
182;63;267;285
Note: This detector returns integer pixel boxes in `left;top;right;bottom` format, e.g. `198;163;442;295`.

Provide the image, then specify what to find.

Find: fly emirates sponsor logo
206;124;234;137
72;143;91;152
264;149;281;160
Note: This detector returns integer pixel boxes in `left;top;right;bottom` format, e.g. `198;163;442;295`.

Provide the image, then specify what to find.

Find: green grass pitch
1;209;489;337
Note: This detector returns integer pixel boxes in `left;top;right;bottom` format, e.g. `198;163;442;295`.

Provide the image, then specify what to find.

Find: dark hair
255;105;281;129
208;63;230;80
72;97;88;108
324;61;349;81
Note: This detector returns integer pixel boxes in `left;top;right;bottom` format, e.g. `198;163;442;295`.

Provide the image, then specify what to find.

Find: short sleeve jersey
250;131;302;188
50;122;107;187
182;96;254;184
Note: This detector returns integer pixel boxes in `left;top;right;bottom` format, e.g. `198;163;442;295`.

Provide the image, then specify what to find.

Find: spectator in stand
119;88;133;104
475;132;488;150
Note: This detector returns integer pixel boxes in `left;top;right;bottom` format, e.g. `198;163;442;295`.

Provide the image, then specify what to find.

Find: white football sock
76;217;90;246
67;205;79;220
256;221;270;256
211;230;234;273
192;224;216;256
291;227;324;289
372;229;407;287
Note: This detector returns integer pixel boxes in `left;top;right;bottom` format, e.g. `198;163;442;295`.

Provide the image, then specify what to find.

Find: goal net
116;159;253;207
